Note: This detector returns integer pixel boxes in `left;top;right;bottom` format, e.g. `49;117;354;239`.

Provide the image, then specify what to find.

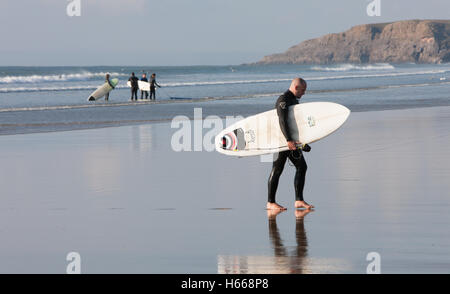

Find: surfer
104;74;115;101
267;78;313;211
141;73;149;99
128;72;139;101
149;73;161;100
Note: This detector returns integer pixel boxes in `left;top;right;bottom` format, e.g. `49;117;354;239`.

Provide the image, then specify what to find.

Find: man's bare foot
266;202;287;211
295;200;314;210
295;209;311;219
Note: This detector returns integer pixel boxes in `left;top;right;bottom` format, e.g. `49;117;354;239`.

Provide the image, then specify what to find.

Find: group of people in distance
128;72;161;101
103;72;161;101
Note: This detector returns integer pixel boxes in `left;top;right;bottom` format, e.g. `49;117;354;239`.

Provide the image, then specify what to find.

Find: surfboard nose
215;133;223;152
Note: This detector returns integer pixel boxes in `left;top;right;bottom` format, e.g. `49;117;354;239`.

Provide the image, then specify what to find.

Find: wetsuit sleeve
276;98;293;142
107;79;114;88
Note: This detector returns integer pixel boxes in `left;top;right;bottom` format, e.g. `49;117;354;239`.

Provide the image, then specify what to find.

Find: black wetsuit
105;77;114;101
149;77;160;100
267;90;307;203
128;76;139;100
141;77;149;99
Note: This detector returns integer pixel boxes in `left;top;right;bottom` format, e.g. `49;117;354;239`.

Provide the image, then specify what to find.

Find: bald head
289;78;307;98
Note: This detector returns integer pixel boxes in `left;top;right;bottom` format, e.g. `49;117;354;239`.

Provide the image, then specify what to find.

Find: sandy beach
0;105;449;273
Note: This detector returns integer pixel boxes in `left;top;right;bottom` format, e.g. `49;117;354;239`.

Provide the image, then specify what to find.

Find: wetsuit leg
288;150;308;201
267;151;289;203
150;88;155;100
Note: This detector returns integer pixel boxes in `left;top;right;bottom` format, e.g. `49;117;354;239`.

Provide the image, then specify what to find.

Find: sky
0;0;449;66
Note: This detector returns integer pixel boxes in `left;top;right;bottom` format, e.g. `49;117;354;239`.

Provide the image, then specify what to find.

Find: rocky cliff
257;20;450;64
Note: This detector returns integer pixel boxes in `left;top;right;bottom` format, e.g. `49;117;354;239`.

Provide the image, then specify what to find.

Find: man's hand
287;141;298;150
288;142;311;152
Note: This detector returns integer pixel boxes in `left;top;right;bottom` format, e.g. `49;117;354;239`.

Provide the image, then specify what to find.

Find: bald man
267;78;314;211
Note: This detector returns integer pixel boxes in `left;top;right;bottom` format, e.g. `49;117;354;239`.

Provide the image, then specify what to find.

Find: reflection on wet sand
267;209;309;273
131;124;154;153
218;210;350;274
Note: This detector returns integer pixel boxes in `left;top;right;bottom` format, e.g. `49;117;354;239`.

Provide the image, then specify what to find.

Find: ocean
0;63;449;135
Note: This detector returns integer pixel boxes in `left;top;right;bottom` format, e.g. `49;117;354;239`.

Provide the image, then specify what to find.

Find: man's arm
276;99;293;142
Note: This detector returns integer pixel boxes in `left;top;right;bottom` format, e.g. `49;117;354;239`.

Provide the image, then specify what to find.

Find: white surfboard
87;78;118;101
127;80;150;91
215;102;350;157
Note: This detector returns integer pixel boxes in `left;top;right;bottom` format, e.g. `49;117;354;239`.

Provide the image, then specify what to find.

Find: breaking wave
311;63;395;72
0;72;127;84
0;69;448;93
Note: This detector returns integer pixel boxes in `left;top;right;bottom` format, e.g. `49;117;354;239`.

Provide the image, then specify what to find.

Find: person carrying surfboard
104;74;115;101
149;73;161;100
128;72;139;101
141;73;149;100
267;78;314;211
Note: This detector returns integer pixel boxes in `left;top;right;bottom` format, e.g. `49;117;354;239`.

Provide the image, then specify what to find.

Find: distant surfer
104;73;115;101
141;73;149;99
128;72;139;101
149;73;161;100
267;78;313;211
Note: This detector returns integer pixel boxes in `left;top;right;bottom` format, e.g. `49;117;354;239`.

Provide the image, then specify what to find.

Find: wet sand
0;106;449;273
